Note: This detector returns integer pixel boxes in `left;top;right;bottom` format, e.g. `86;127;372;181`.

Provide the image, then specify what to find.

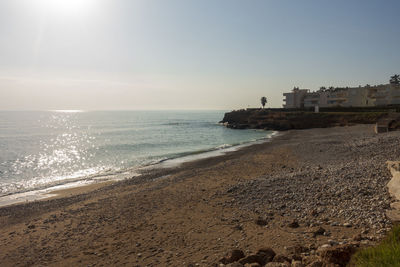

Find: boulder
319;244;357;267
239;248;275;266
220;249;246;264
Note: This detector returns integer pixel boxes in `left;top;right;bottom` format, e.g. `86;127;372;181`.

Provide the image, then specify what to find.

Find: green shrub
350;225;400;266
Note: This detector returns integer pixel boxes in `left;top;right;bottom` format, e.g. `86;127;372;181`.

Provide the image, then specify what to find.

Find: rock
313;227;326;237
291;254;303;262
352;233;362;241
343;222;352;228
265;262;289;267
288;220;300;228
226;263;244;267
318;244;331;250
239;255;264;265
327;239;338;246
257;248;276;263
220;249;246;264
234;225;243;231
273;254;290;263
239;248;275;266
319;244;357;266
311;210;318;217
291;261;305;267
306;261;323;267
286;245;308;255
255;217;268;226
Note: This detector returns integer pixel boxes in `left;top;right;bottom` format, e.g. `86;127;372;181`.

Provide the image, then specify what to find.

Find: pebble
226;126;395;232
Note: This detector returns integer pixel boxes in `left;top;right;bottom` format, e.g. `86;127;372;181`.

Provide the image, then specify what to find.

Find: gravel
226;125;400;232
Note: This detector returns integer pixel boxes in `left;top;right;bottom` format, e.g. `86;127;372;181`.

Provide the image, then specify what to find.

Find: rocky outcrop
386;161;400;222
221;109;388;131
217;244;358;267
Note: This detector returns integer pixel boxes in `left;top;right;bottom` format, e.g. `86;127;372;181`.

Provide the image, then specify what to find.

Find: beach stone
265;262;289;267
273;254;290;263
319;244;357;266
286;245;308;255
239;248;275;266
291;261;305;267
352;233;362;241
313;227;325;237
257;248;276;262
238;254;264;265
220;249;245;264
288;220;299;228
226;263;244;267
328;239;338;246
306;261;323;267
234;224;243;231
318;244;330;250
255;217;268;226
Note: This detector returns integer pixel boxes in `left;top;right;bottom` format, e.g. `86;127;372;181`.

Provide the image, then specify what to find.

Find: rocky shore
217;125;397;266
0;125;397;266
221;109;387;131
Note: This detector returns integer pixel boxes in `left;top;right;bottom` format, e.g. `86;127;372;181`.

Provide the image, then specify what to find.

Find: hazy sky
1;0;400;110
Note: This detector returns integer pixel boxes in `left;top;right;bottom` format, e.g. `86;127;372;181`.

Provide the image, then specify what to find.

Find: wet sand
0;125;396;266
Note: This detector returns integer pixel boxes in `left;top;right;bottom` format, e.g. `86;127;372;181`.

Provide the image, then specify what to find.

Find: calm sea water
0;110;273;196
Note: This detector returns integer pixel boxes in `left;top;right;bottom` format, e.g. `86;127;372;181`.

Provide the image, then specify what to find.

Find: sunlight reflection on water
0;110;271;197
3;111;101;195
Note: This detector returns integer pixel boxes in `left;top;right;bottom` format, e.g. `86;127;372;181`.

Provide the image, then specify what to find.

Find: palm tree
390;74;400;85
260;96;267;109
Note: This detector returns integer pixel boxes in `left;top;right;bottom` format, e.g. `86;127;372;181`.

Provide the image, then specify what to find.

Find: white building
303;92;327;108
370;84;400;106
345;87;374;107
283;87;309;108
282;83;400;109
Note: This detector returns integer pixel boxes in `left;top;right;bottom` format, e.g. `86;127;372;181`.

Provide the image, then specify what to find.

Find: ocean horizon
0;110;274;198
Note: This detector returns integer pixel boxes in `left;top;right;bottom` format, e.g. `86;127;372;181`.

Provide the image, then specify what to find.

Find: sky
0;0;400;110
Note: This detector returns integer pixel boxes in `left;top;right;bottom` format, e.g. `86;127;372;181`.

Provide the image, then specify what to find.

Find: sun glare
53;110;84;113
35;0;95;16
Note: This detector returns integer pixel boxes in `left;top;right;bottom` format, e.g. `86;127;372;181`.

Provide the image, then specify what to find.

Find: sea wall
221;109;388;131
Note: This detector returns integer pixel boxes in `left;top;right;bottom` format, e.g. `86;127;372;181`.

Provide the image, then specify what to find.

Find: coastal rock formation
386;161;400;221
218;244;357;267
221;109;388;131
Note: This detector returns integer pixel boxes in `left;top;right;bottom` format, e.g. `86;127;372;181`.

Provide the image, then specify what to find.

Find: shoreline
0;124;397;266
0;131;277;207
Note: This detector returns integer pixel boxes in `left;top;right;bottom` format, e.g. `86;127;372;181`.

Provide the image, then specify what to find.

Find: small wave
216;144;233;149
161;122;191;126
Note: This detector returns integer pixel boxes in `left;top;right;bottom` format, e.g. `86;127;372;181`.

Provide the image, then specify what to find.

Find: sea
0;110;274;204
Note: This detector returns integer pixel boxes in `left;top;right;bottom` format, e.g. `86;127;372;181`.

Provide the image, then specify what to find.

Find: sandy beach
0;124;397;266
